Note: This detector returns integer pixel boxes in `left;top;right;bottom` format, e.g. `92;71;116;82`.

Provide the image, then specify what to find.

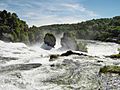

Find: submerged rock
108;54;120;58
41;43;53;50
0;63;42;72
49;54;59;61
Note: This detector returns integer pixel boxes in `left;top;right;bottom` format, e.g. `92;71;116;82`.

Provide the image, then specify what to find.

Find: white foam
0;40;120;90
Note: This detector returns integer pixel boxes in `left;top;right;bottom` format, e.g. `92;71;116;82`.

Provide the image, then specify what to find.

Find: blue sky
0;0;120;26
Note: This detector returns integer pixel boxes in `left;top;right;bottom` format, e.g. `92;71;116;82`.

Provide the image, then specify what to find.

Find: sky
0;0;120;27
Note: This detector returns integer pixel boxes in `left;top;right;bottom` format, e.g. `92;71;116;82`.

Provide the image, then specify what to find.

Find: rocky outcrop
60;32;87;52
49;54;59;61
60;50;88;56
77;42;87;52
106;54;120;58
49;50;88;61
99;65;120;74
41;33;56;50
44;33;56;47
61;32;78;51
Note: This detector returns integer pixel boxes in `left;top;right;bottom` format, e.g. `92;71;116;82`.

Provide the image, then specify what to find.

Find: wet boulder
41;33;56;50
44;33;56;47
49;54;59;61
60;50;87;56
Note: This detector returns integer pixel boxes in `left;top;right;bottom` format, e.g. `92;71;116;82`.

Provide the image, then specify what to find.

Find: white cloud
22;3;99;26
62;3;80;10
61;3;98;17
24;12;37;18
0;0;100;26
86;10;98;17
26;14;87;27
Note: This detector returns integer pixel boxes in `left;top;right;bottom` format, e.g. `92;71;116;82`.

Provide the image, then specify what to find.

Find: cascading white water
54;33;63;49
0;40;120;90
86;40;120;56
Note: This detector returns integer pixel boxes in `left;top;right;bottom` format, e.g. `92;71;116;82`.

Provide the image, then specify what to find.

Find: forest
0;10;120;44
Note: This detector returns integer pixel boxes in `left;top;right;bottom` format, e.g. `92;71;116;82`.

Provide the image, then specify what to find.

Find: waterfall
0;40;120;90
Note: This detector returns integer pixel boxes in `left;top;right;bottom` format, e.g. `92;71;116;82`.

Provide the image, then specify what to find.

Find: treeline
0;10;29;43
40;17;120;43
0;10;44;44
0;10;120;44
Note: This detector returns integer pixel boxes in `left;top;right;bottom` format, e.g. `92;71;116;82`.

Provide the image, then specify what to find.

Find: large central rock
44;33;56;47
41;33;56;50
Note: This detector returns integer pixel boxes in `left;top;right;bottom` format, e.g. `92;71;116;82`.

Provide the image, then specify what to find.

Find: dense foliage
40;16;120;43
0;10;29;43
0;10;120;44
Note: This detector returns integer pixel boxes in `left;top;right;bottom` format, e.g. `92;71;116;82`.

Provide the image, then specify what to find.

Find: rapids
0;40;120;90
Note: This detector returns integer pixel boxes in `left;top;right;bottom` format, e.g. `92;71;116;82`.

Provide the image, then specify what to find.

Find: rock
49;54;59;61
60;50;87;56
77;41;87;52
44;33;56;47
97;60;103;63
49;50;88;61
50;64;55;67
61;32;78;50
41;43;53;50
107;54;120;58
99;65;120;74
106;38;118;43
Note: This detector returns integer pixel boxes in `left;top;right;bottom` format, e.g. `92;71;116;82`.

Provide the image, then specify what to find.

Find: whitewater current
0;40;120;90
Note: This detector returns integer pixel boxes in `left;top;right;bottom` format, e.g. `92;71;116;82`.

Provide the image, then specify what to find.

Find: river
0;40;120;90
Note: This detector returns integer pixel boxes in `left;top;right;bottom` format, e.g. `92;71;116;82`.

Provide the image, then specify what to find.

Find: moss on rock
99;65;120;74
109;54;120;58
